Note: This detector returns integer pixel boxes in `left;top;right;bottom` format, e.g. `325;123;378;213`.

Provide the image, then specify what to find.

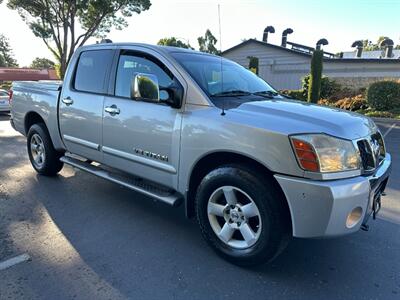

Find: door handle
62;97;74;106
104;105;120;116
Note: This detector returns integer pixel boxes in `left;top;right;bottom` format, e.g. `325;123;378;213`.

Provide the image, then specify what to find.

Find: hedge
367;81;400;111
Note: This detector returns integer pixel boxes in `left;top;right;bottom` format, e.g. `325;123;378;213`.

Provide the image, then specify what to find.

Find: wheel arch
24;111;61;151
24;111;46;135
185;151;292;230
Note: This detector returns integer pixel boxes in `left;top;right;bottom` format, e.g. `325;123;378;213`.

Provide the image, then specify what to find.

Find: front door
102;50;183;189
59;49;114;162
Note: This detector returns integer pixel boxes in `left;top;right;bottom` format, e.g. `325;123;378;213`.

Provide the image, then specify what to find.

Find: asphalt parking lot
0;113;399;300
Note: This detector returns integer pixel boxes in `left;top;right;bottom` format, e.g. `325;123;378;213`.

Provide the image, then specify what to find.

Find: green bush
302;75;341;100
280;89;307;101
247;56;259;75
328;87;363;101
0;81;12;90
308;49;324;103
367;81;400;111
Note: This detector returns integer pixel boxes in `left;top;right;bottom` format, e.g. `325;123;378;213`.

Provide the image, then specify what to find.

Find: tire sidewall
27;123;62;175
196;166;286;265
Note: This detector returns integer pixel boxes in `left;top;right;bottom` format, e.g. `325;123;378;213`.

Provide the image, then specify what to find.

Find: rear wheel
27;123;64;176
196;165;291;266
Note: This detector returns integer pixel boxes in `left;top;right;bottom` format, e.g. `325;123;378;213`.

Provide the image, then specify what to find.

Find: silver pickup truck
10;42;391;266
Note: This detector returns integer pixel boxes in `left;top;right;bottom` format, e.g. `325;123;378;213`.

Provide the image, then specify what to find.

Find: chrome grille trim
356;131;386;174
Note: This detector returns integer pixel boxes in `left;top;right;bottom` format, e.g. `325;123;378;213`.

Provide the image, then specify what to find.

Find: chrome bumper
274;153;392;238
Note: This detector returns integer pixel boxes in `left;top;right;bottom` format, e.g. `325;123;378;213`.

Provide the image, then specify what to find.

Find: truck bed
11;80;65;150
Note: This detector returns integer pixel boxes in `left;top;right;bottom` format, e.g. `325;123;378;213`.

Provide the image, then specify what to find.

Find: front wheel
27;123;64;176
196;165;291;266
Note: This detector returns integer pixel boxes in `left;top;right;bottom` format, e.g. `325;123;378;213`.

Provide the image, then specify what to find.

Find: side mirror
160;79;184;109
131;73;160;102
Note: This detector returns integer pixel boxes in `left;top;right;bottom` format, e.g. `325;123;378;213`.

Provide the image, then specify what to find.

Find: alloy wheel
207;186;262;249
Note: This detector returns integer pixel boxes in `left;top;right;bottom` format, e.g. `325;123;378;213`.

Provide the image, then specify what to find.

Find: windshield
171;52;279;107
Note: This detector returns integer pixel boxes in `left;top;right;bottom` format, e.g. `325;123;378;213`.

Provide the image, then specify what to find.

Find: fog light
346;207;363;228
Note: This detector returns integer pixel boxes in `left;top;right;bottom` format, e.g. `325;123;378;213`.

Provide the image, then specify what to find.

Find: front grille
357;131;386;172
357;140;375;171
371;132;386;165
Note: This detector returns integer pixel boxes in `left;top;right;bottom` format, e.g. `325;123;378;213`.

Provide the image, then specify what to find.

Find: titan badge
134;148;169;162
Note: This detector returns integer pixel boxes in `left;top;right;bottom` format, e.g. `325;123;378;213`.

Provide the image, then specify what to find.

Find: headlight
290;134;360;173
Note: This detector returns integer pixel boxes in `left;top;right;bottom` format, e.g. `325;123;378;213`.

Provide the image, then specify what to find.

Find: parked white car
0;89;10;113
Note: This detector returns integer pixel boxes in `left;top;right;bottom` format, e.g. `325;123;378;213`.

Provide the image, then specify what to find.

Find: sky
0;0;399;66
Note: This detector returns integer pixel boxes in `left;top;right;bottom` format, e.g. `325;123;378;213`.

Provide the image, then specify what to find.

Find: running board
60;156;182;207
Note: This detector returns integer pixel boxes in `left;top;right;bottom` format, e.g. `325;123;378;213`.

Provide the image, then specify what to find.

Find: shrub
318;94;368;111
247;56;259;75
0;81;12;90
303;75;341;100
367;81;400;111
335;95;368;111
327;87;363;101
280;89;307;101
318;99;335;106
307;50;324;103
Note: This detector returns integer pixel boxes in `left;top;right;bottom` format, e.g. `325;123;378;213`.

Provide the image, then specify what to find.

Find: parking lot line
0;253;31;271
383;123;397;138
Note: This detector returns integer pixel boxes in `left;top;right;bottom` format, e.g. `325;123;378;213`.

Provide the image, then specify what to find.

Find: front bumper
274;153;392;238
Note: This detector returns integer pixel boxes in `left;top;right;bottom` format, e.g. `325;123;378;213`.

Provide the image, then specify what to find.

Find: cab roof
79;42;217;57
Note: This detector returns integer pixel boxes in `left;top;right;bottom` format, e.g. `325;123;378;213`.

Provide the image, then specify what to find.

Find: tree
363;36;400;51
0;55;5;67
0;34;18;67
307;49;324;103
157;37;193;49
7;0;151;78
198;29;220;55
247;56;259;75
30;57;55;69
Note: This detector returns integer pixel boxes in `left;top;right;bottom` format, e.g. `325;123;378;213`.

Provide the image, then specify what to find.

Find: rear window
74;50;113;94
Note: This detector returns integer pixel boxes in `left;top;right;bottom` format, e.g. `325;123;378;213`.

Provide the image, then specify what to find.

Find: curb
372;117;400;123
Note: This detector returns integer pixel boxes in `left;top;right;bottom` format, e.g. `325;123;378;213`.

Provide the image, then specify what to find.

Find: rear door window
74;50;113;94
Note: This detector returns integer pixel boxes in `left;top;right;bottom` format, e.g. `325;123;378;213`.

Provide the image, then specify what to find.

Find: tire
27;123;64;176
196;165;291;266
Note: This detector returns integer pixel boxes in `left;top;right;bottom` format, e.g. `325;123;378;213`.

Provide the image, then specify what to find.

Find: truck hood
231;99;377;140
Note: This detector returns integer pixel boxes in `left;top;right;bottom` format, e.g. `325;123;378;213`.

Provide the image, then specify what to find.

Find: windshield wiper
211;90;252;97
211;89;282;100
253;90;279;98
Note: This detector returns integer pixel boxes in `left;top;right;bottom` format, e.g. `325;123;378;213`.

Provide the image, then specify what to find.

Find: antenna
218;4;226;116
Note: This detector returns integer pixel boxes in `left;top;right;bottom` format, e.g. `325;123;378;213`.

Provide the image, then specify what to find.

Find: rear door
59;49;114;162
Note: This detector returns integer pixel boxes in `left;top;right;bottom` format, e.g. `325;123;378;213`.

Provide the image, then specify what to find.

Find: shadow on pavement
1;119;399;299
8;167;397;299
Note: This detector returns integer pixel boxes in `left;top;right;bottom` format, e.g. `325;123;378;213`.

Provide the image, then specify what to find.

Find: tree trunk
55;51;68;80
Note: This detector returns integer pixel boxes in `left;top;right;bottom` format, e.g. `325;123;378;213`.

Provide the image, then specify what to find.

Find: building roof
222;39;316;58
222;39;400;64
342;49;400;59
0;68;59;81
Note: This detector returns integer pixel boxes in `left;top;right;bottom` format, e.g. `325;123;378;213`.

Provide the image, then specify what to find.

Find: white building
222;39;400;90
